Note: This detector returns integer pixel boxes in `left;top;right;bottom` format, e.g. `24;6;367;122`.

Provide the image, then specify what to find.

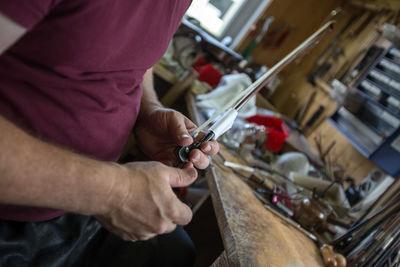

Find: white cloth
196;73;257;118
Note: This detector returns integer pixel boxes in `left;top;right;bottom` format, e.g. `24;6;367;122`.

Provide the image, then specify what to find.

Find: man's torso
0;0;191;221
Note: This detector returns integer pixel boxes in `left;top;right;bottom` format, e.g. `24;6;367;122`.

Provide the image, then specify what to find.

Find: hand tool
242;16;275;59
332;199;400;257
255;190;346;267
223;161;306;192
319;244;347;267
356;215;400;266
228;161;346;266
301;105;325;132
176;21;335;163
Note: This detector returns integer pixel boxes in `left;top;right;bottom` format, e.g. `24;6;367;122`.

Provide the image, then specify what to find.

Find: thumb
168;167;197;187
170;114;195;146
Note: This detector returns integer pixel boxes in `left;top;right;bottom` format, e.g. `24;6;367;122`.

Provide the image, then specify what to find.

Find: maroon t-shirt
0;0;191;221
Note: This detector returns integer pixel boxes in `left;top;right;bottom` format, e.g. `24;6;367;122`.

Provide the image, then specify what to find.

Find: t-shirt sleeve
0;0;63;30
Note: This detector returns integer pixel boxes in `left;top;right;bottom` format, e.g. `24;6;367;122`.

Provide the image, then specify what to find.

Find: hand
134;107;219;169
96;161;197;241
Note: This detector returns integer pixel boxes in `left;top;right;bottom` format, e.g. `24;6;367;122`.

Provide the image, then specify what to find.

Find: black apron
0;214;195;267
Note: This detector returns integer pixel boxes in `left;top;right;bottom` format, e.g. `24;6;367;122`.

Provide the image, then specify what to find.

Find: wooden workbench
185;92;324;266
207;147;323;266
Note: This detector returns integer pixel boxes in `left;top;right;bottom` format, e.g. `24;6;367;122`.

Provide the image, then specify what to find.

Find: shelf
329;107;382;157
387;47;400;63
358;79;383;99
381;55;400;69
329;118;372;157
358;102;399;138
356;87;400;120
349;0;400;11
376;60;400;80
369;67;400;87
365;73;400;100
333;45;400;177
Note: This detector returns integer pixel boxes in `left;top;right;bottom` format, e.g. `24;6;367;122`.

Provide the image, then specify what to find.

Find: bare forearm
0;12;116;215
0;115;116;215
139;67;163;118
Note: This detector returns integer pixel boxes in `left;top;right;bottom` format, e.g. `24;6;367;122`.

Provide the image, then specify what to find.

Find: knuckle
165;206;179;220
166;224;177;233
181;211;193;226
153;161;164;169
197;157;209;170
186;212;193;224
172;111;181;118
153;222;167;235
153;162;168;176
175;169;184;183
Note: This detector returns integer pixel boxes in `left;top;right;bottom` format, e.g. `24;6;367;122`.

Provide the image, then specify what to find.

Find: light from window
186;0;246;38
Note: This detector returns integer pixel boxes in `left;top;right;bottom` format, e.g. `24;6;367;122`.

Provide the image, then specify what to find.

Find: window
186;0;245;37
186;0;271;49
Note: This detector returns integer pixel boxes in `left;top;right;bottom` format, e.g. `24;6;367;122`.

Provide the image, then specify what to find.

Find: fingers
118;231;157;242
167;111;219;169
170;113;195;146
168;197;193;226
165;222;178;233
182;161;193;169
189;149;209;170
200;140;219;156
178;133;192;147
97;214;176;242
96;217;142;242
154;164;196;226
96;162;195;244
164;166;195;225
183;116;198;132
167;167;197;187
189;140;219;169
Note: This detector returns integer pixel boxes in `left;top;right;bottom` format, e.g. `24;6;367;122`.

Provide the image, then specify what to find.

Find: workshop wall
307;120;378;185
237;0;351;118
304;12;397;184
236;0;400;183
237;0;342;67
350;0;400;11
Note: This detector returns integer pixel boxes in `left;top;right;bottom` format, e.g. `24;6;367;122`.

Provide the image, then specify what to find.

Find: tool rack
329;45;400;177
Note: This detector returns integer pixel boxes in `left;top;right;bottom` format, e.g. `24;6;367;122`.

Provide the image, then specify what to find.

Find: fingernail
192;153;200;162
203;145;211;152
185;168;197;178
181;134;190;140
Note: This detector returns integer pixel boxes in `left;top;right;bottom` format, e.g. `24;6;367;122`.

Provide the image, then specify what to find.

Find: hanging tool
301;105;325;133
242;16;275;59
272;24;295;48
176;21;335;163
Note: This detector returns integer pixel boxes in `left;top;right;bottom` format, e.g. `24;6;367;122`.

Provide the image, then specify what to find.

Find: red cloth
246;115;290;152
0;0;191;222
192;57;222;88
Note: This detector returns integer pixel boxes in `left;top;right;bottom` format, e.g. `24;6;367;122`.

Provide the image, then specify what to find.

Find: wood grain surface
207;147;324;267
185;92;324;266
